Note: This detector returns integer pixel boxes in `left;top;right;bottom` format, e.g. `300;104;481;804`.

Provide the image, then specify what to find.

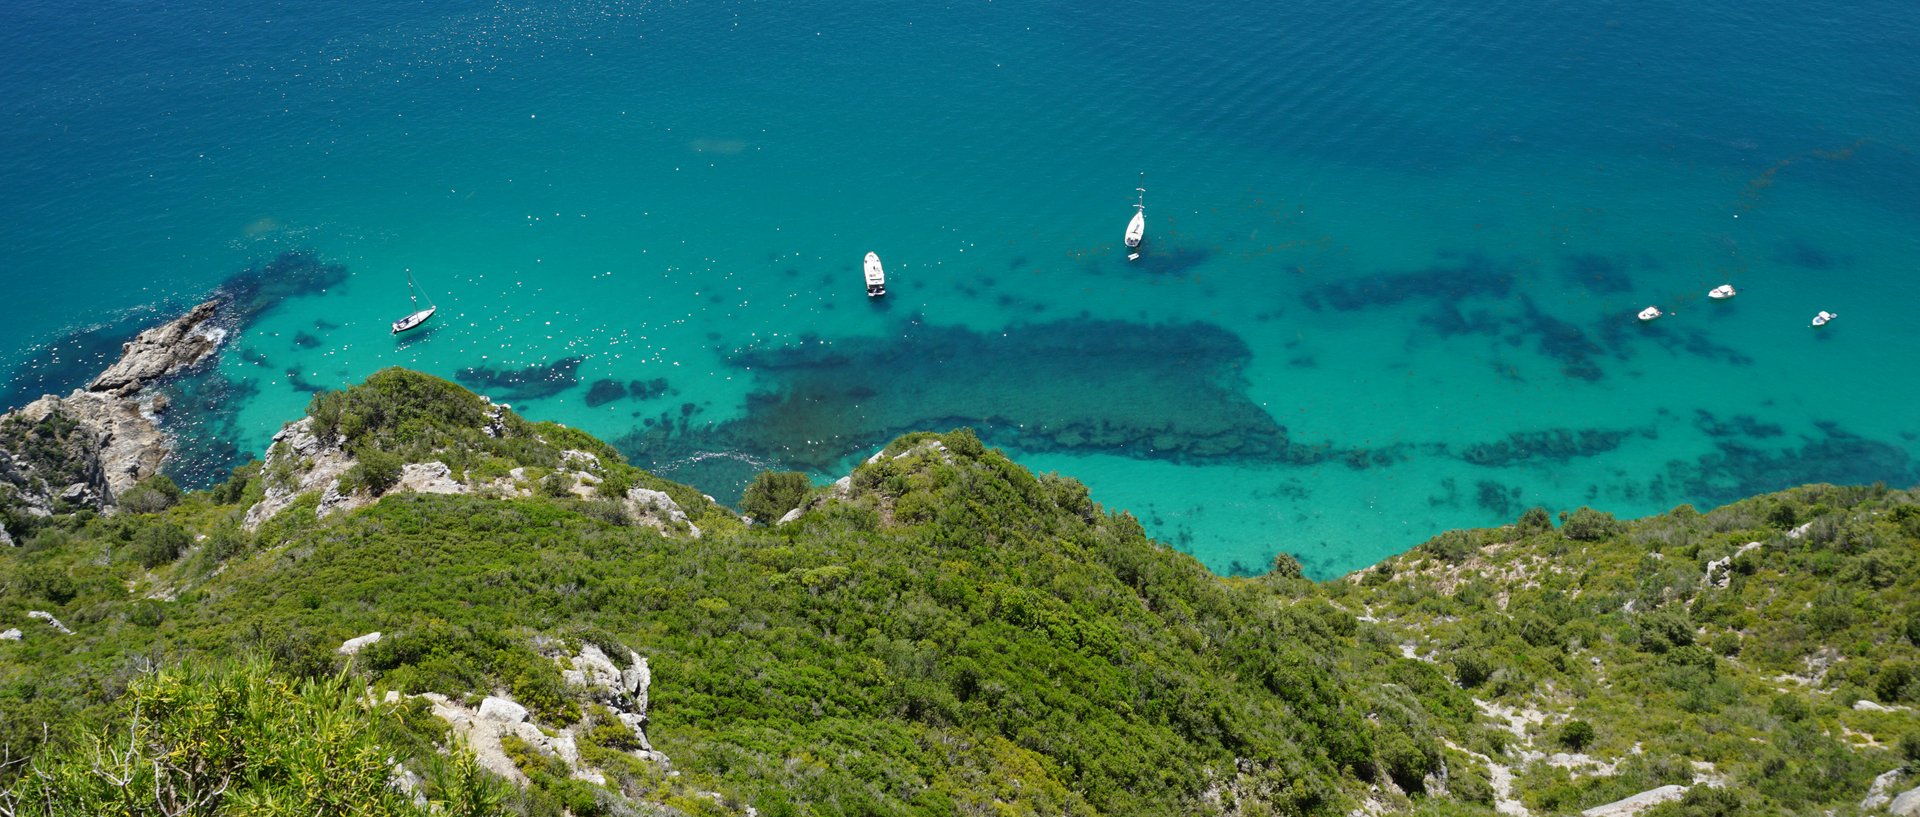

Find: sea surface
4;0;1918;577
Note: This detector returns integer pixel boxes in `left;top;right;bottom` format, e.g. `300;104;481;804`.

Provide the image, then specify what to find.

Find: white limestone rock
0;628;20;641
243;418;359;529
478;696;529;724
1579;785;1687;817
624;651;651;717
337;631;383;655
28;610;72;635
626;487;700;538
1862;768;1905;812
396;461;465;494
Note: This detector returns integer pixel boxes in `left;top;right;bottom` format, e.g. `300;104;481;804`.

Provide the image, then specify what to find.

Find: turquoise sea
4;0;1918;577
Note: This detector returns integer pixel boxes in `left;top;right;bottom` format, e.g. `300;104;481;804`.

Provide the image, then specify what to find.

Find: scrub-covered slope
2;368;1916;817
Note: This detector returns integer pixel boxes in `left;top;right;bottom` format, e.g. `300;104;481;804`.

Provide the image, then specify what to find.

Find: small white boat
391;269;438;334
1637;306;1663;321
392;307;436;334
1811;310;1836;327
1124;177;1145;252
1708;284;1736;299
864;252;886;297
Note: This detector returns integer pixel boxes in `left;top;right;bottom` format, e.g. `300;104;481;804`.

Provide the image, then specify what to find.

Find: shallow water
4;0;1917;577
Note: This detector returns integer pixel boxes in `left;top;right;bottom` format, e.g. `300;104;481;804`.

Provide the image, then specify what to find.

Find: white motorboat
1637;306;1663;321
1708;284;1736;299
864;252;886;297
391;269;438;334
1811;310;1836;327
1124;177;1145;252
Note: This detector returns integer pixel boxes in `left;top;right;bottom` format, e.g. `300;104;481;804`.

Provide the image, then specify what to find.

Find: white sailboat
391;269;437;334
864;252;887;297
1124;178;1146;256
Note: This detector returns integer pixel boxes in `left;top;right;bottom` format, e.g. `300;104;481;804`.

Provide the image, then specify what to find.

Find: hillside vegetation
2;369;1916;816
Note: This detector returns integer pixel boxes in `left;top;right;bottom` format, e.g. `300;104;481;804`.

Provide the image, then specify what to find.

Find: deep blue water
4;0;1918;577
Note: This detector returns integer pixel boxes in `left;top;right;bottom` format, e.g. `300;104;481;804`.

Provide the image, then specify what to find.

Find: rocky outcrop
421;691;631;788
0;628;21;641
1894;785;1920;817
28;610;73;635
88;300;224;394
1578;785;1688;817
626;487;699;538
337;631;383;655
1863;769;1905;812
15;392;167;500
0;300;227;515
562;644;659;760
243;418;357;529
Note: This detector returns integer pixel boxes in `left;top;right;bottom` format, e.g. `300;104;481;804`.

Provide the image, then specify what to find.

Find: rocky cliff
0;300;223;523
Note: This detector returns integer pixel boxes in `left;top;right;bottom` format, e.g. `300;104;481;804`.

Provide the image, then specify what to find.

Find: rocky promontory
0;299;224;521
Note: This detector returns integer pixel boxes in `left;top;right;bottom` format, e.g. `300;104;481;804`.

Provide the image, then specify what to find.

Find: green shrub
1560;507;1623;541
1268;552;1305;580
741;470;810;523
1557;719;1595;751
1451;651;1493;689
116;474;182;514
540;470;573;498
351;447;405;496
1517;506;1553;534
8;660;506;816
1876;660;1919;704
1634;608;1695;653
130;521;192;568
1418;529;1479;563
14;563;77;604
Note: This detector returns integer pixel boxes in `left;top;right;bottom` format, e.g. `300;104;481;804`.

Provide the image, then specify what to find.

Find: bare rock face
626;487;699;538
89;300;225;393
243;418;360;530
0;300;226;516
1;391;163;513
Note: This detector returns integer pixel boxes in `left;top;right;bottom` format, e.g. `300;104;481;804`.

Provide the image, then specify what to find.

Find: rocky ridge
0;300;224;523
243;404;701;536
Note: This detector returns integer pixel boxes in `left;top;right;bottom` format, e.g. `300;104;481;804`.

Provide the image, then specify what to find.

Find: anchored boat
1124;178;1146;256
1708;284;1736;299
864;252;887;297
1637;306;1663;321
1811;310;1836;327
391;269;437;334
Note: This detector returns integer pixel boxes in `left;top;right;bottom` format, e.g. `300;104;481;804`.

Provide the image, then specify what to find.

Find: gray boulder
1894;785;1920;817
1862;769;1904;812
337;631;383;656
478;696;529;724
1581;785;1688;817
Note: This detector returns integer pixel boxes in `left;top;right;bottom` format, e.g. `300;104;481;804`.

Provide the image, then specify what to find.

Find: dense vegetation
2;369;1916;815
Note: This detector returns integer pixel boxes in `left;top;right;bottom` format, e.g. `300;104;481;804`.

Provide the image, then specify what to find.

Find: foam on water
3;0;1917;577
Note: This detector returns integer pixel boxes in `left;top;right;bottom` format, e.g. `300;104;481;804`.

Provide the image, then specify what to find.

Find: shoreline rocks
88;300;225;394
0;300;226;518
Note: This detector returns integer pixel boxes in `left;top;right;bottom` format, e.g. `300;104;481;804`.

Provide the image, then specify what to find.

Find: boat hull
1125;211;1145;249
864;252;886;297
392;306;436;334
